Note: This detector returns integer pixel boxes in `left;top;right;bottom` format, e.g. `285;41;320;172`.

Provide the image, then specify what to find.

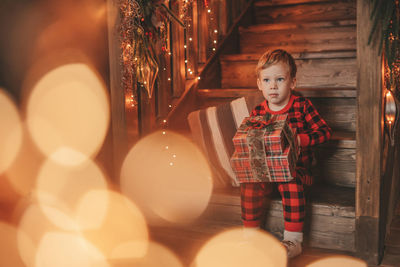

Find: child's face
257;62;296;111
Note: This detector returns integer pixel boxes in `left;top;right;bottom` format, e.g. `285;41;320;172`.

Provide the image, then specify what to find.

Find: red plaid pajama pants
240;178;305;232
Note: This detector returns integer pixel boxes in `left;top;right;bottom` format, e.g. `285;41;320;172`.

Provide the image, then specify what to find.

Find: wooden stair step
311;97;356;132
152;184;355;256
221;50;356;61
197;89;356;132
324;131;355;149
205;184;355;251
198;87;356;99
220;52;356;88
255;0;340;6
240;23;356;54
253;0;356;24
314;145;355;188
241;19;356;32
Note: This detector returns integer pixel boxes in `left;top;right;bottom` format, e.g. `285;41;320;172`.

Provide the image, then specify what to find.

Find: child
240;49;332;258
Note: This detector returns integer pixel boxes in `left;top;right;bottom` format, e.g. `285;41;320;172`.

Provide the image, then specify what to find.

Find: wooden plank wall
356;0;384;264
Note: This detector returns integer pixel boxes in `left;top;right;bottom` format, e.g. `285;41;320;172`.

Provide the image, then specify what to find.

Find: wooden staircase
153;0;358;262
197;0;357;250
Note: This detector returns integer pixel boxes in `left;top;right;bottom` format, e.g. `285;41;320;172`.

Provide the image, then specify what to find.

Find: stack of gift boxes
230;114;299;183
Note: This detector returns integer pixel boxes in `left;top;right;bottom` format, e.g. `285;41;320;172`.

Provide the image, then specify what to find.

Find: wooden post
198;0;210;63
218;0;228;36
356;0;384;264
189;0;199;77
107;0;131;179
171;0;186;97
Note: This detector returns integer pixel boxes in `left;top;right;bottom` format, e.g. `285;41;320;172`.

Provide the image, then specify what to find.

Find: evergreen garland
119;0;184;103
369;0;400;94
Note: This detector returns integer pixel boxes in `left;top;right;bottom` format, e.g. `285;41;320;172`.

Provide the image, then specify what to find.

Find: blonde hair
256;49;297;78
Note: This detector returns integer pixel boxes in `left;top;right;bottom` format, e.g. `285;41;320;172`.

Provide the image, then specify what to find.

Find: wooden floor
150;223;400;267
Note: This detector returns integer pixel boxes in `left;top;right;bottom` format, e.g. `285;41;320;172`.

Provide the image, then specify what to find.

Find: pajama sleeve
298;98;332;147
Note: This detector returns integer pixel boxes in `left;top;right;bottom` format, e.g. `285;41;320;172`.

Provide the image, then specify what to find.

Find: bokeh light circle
35;155;108;230
0;89;23;174
26;63;109;165
82;190;149;260
193;227;287;267
109;241;183;267
17;203;80;267
35;232;109;267
0;222;25;267
120;130;213;225
4;123;45;197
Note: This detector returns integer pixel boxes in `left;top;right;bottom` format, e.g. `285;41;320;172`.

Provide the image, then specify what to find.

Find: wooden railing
157;0;250;121
107;0;250;172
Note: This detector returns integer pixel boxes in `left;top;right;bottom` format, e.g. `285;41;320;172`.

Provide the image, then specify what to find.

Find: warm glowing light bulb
168;105;172;108
208;9;211;13
214;29;218;33
168;78;171;81
163;120;167;123
162;131;166;135
189;38;192;41
197;76;201;80
184;45;187;49
387;91;391;97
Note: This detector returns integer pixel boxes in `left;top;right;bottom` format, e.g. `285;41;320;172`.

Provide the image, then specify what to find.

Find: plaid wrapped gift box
232;114;297;156
230;114;299;183
231;147;296;183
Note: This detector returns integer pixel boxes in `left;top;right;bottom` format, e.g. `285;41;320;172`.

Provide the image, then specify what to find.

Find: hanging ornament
119;0;184;102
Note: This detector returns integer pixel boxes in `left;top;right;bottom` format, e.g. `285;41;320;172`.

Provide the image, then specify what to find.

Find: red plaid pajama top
250;94;332;185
